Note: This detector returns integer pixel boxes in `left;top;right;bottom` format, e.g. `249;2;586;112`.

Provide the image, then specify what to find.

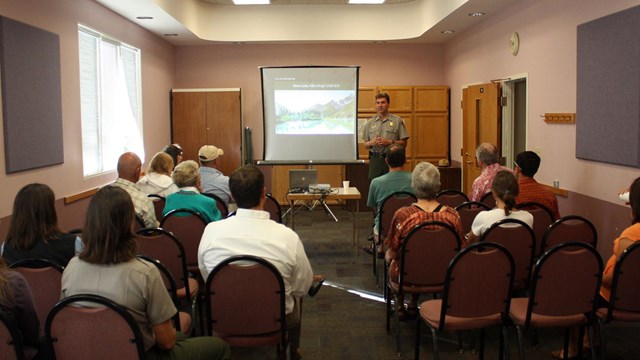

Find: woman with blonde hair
137;152;179;197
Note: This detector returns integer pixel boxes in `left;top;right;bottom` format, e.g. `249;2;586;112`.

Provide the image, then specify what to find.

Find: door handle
466;160;472;164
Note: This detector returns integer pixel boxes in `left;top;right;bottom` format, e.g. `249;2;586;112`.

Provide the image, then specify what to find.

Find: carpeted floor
227;207;638;360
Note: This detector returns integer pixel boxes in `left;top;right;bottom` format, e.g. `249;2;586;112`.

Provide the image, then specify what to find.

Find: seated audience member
364;144;413;258
111;152;158;228
137;152;179;197
384;162;464;320
198;145;233;208
164;160;221;223
469;142;513;202
2;183;79;266
61;186;230;360
514;151;560;219
0;257;40;359
198;165;314;360
552;176;640;359
163;144;183;170
466;171;534;243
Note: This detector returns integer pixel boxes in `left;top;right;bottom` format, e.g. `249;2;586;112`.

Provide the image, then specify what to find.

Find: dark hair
515;151;541;177
163;144;182;169
630;177;640;224
491;171;519;216
229;165;264;209
5;183;64;250
385;144;406;168
375;92;390;104
79;186;137;265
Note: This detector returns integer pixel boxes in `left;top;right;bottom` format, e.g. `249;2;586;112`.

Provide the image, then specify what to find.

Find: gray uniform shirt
362;114;410;153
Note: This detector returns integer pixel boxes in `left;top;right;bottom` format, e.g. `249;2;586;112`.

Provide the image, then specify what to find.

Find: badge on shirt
389;122;393;127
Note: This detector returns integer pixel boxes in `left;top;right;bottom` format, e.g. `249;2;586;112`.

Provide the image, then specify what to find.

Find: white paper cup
342;181;350;189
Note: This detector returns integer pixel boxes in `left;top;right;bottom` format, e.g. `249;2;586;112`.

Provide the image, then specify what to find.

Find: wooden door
462;83;501;194
171;89;241;177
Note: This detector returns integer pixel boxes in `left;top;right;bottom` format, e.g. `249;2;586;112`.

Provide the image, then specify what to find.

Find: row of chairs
2;253;290;360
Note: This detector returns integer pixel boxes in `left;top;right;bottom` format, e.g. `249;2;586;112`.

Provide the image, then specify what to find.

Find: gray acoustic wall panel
576;5;640;168
0;16;63;173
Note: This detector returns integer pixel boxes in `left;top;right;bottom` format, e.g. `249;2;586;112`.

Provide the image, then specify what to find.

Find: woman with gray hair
162;160;221;223
384;162;464;320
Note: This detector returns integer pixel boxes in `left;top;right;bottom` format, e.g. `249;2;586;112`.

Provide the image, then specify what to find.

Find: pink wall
173;43;445;159
0;0;175;220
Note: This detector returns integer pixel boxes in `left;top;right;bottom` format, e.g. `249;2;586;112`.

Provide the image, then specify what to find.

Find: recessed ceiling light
441;30;455;34
349;0;385;4
136;16;153;20
233;0;269;4
469;12;485;17
164;33;178;37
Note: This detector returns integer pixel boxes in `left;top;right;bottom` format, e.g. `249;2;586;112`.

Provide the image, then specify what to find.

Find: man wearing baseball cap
198;145;233;208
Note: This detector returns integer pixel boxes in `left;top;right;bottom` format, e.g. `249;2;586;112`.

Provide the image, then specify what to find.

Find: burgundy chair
160;209;208;270
509;242;603;360
202;192;229;218
204;255;287;360
9;258;64;333
596;241;640;359
45;294;146;360
265;193;283;223
376;191;417;282
435;189;469;209
480;192;496;209
515;202;556;258
147;194;166;223
541;215;597;255
416;242;515;360
386;221;462;355
479;218;536;292
455;201;490;236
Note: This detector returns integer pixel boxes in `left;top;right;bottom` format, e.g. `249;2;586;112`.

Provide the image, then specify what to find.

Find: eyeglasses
513;160;521;169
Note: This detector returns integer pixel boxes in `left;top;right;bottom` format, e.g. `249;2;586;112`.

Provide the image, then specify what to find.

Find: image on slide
274;90;356;135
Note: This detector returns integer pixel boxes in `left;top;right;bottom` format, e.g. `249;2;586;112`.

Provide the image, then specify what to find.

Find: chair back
602;241;640;321
134;215;145;232
455;201;490;235
436;189;469;209
515;202;556;257
202;193;229;218
0;310;25;360
379;191;417;239
525;242;602;325
9;259;64;330
160;209;208;267
480;192;496;209
45;294;145;360
397;221;462;291
541;215;597;254
264;193;283;223
438;242;514;327
136;256;184;332
147;194;166;223
135;228;192;302
204;255;286;351
479;218;536;290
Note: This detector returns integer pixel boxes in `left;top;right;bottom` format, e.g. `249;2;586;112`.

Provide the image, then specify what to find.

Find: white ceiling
94;0;518;45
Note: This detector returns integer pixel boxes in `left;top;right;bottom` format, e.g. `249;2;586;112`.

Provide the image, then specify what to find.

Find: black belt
369;151;385;158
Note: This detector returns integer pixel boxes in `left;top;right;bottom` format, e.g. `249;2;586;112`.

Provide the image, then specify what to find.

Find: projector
308;184;331;192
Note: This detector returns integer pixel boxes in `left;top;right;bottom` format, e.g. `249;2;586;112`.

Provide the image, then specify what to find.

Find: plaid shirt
112;178;158;228
469;163;514;202
516;177;560;220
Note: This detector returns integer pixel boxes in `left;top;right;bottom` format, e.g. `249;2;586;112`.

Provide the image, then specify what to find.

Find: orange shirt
600;222;640;301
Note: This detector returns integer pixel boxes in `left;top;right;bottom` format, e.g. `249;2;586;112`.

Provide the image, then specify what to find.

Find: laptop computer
289;169;318;193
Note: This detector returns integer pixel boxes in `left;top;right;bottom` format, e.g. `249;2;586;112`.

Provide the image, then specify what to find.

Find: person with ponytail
465;170;533;243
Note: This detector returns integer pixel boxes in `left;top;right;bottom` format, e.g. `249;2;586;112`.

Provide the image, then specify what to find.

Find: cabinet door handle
466;160;472;164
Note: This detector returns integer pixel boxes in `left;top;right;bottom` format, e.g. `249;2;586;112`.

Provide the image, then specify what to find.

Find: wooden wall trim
64;187;98;204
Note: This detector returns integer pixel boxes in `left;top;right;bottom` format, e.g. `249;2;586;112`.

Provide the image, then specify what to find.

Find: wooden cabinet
171;89;242;177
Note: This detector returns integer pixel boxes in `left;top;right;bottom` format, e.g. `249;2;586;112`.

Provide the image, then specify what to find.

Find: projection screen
261;66;360;164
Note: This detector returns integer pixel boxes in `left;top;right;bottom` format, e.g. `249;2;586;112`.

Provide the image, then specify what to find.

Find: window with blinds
78;25;144;176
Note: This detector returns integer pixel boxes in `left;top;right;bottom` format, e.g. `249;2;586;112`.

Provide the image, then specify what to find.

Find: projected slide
275;90;356;135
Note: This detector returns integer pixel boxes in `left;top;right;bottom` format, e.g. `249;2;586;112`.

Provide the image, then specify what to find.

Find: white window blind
78;26;144;176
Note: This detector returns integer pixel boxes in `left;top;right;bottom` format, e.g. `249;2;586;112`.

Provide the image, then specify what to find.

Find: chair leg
386;289;392;332
457;331;464;354
577;326;585;359
587;324;598;360
563;327;570;360
479;328;485;360
502;325;511;360
415;319;421;360
515;324;525;360
430;327;439;360
596;318;606;360
395;297;402;355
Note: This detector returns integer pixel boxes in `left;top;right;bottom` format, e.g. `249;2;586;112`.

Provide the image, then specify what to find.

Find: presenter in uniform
362;93;410;180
